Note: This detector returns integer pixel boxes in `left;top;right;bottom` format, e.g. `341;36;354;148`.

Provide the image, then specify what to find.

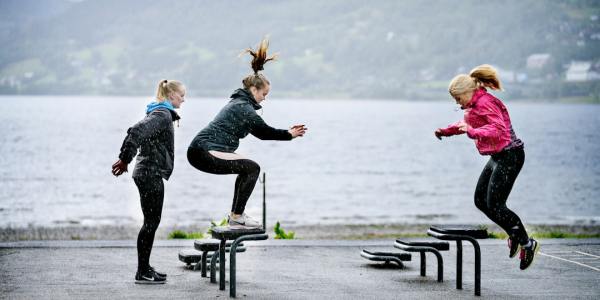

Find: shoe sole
520;242;540;270
135;280;166;284
228;223;261;229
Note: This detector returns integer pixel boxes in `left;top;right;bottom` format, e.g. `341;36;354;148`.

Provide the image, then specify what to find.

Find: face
452;90;474;108
168;87;186;108
250;84;270;103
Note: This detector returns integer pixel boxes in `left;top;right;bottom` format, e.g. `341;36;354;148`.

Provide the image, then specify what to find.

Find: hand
289;124;307;138
458;122;468;133
112;159;128;177
434;129;443;140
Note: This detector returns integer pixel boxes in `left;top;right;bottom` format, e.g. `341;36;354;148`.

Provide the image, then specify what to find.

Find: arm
118;110;171;164
466;101;507;140
437;120;467;137
248;112;293;141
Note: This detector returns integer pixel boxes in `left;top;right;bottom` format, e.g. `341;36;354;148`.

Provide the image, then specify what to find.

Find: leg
486;149;529;245
231;161;260;214
133;176;164;274
188;148;261;215
231;175;243;214
474;158;495;219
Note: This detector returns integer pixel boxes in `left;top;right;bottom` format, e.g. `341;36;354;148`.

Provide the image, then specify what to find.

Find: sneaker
519;239;540;270
135;268;166;284
149;266;166;278
228;213;261;229
508;238;521;258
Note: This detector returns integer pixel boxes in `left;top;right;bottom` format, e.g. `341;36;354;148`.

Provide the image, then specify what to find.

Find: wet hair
241;38;277;90
156;79;184;102
448;64;502;97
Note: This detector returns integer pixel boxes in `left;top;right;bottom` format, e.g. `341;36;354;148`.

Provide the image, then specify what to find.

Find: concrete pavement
1;239;599;299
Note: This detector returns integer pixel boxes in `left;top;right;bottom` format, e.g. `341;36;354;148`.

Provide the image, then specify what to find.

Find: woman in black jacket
112;79;185;284
188;38;306;229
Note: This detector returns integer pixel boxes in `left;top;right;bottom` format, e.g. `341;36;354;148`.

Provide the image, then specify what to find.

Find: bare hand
458;122;468;133
434;129;443;140
289;124;307;138
112;159;128;177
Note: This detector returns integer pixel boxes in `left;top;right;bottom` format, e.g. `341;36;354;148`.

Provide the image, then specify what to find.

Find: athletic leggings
133;176;164;273
475;146;529;245
187;147;260;214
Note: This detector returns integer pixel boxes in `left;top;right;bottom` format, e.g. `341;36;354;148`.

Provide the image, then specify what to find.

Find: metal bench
211;226;268;298
178;240;246;282
360;250;411;268
394;240;450;282
206;172;270;298
427;225;488;296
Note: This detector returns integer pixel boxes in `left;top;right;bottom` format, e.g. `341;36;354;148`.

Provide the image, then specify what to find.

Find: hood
230;88;262;110
146;100;180;121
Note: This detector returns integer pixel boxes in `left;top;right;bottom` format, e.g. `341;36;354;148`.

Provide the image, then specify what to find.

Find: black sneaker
508;238;521;258
149;266;167;278
519;239;540;270
135;268;166;284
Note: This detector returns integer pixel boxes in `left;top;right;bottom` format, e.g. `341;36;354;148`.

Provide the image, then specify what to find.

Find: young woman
112;79;185;283
188;38;306;229
434;65;539;270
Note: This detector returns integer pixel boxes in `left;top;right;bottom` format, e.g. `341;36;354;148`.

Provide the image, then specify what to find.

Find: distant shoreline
0;94;598;104
1;223;598;242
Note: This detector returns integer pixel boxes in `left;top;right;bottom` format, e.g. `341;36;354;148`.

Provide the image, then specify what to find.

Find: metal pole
262;172;266;231
456;240;463;290
420;252;426;276
472;239;481;296
219;239;226;290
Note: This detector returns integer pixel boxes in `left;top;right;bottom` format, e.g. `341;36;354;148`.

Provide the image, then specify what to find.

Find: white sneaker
228;213;261;229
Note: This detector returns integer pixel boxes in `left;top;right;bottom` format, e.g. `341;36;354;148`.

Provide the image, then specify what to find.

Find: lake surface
0;95;598;228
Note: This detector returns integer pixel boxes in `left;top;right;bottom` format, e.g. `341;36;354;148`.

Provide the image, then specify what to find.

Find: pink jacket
438;88;515;155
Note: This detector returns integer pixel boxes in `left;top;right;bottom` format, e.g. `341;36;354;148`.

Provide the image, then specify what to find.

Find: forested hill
1;0;599;100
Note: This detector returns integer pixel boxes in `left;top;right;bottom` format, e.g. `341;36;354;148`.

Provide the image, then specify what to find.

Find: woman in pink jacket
435;65;539;271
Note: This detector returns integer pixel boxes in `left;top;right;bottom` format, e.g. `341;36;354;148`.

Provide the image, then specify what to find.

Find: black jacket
119;107;180;180
189;88;292;152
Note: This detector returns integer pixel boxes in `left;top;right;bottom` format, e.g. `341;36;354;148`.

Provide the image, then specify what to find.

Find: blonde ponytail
156;79;184;102
469;64;502;90
449;64;503;96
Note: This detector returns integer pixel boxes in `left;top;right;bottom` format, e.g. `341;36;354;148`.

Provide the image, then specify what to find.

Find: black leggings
133;176;164;273
187;147;260;214
475;147;529;245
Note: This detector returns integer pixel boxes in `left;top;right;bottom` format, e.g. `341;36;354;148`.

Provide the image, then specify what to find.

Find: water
0;96;599;228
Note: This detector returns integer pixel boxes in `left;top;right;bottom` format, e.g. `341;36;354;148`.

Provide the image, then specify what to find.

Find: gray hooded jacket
189;88;292;152
119;105;180;180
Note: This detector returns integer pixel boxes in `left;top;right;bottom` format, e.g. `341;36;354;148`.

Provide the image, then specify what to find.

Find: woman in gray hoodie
188;38;306;229
112;79;185;284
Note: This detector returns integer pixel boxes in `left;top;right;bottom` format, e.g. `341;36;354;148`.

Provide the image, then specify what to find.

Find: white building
526;53;551;69
565;61;600;82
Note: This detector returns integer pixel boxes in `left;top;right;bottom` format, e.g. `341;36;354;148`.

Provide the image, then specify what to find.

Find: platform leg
219;239;226;290
200;251;208;277
420;252;426;276
210;252;217;283
456;240;463;290
471;239;481;296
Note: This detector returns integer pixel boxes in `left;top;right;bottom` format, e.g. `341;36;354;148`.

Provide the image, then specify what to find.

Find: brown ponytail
241;38;277;90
